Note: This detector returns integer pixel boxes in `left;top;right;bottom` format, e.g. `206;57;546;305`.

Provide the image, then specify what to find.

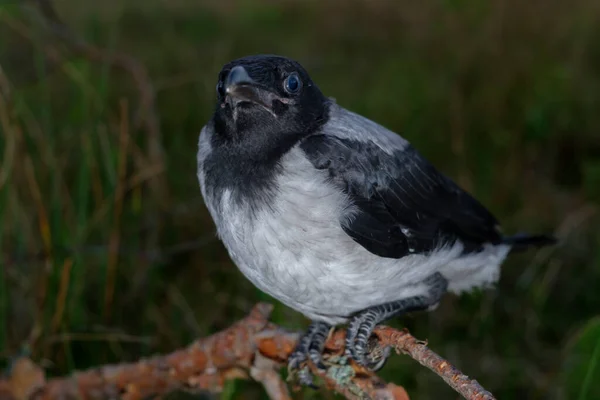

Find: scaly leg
345;273;448;368
288;321;332;387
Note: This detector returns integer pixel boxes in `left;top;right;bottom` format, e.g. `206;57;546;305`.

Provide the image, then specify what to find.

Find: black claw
288;321;332;388
345;313;367;359
353;328;372;366
288;353;317;389
297;367;317;389
345;312;375;366
287;351;306;371
307;324;329;371
365;335;392;371
308;351;327;372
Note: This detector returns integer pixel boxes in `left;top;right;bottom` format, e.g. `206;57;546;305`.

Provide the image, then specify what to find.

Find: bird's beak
224;66;289;113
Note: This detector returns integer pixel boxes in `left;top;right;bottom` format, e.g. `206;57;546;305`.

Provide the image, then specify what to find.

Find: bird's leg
288;321;332;387
345;272;448;369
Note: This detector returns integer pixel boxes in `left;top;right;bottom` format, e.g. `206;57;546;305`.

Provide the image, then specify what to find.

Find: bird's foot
287;321;331;388
345;274;448;369
345;305;389;369
345;295;433;369
364;335;393;371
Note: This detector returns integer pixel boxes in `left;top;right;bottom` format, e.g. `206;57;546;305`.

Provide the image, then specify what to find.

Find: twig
375;328;496;400
250;352;292;400
0;303;495;400
103;99;130;321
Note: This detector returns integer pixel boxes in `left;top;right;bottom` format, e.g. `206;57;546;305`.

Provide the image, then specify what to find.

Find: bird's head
211;55;329;150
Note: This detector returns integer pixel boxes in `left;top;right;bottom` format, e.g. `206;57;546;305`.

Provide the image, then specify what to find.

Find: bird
196;54;556;385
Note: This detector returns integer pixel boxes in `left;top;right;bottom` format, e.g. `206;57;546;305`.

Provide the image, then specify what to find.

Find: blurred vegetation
0;0;599;398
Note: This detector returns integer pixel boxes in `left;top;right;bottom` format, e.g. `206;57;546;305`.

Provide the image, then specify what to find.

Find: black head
211;55;329;156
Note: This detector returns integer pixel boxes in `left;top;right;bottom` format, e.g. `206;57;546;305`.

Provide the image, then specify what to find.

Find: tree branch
0;303;495;400
375;328;495;400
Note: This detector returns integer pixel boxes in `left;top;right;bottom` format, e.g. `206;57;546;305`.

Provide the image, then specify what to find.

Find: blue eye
284;73;301;93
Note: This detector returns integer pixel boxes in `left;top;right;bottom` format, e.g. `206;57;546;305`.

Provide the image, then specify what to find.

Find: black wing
299;134;503;258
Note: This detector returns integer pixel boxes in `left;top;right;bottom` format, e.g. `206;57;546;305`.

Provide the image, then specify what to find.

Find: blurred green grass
1;0;600;398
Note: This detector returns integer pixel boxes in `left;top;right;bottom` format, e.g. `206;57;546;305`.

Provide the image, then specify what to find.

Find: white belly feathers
206;146;508;324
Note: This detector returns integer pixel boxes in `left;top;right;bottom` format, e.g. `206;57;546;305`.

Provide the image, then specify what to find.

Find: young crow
197;54;556;385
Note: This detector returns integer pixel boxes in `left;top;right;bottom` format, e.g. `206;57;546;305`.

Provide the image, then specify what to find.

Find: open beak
224;66;288;113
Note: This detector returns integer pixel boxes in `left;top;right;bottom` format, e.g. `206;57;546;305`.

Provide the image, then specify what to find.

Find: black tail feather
502;233;558;252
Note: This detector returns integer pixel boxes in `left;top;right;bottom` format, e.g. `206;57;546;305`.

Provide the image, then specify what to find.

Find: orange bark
0;303;495;400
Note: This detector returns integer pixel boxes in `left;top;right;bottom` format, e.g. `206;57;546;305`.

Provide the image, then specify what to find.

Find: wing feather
299;122;502;259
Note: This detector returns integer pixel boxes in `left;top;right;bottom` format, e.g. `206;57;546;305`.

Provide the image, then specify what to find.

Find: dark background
1;0;599;398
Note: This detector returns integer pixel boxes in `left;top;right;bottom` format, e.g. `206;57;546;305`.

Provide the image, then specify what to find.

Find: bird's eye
284;73;302;94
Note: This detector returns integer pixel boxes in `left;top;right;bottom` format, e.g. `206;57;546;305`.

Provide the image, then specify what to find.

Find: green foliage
562;317;600;400
0;0;599;399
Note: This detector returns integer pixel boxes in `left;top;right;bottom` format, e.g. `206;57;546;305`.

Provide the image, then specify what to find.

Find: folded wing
299;111;502;258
